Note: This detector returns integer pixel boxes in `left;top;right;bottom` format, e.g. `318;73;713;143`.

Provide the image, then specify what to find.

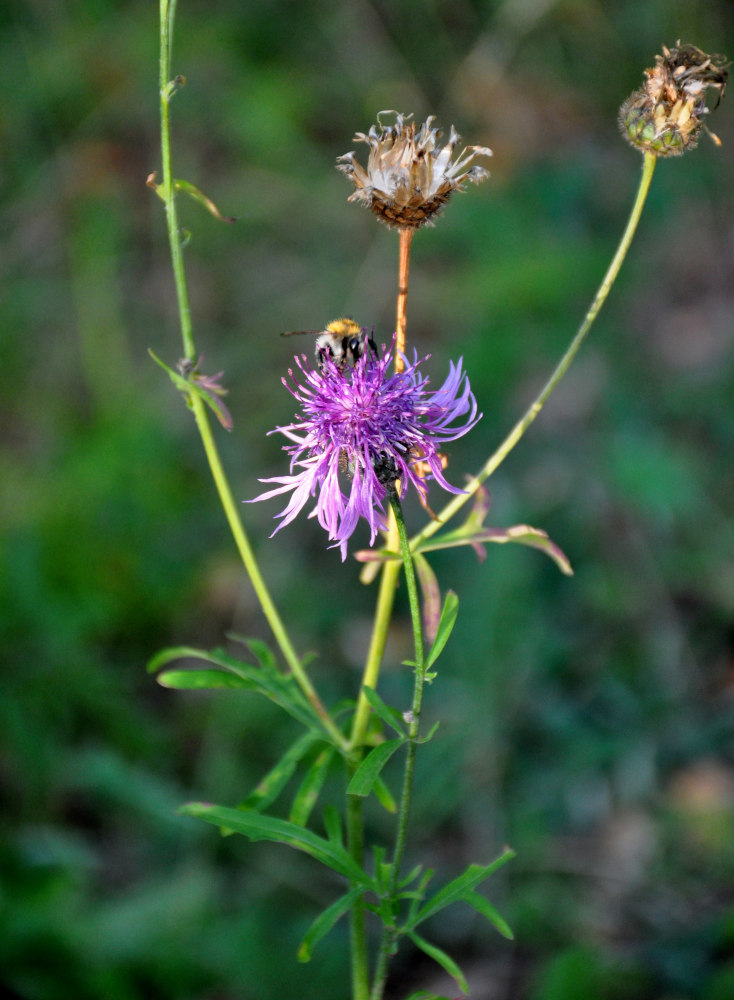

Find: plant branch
394;227;414;372
347;754;370;1000
158;0;345;750
370;495;426;1000
410;151;657;547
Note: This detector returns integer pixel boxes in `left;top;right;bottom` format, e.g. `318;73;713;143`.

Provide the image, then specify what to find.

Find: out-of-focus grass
1;2;733;998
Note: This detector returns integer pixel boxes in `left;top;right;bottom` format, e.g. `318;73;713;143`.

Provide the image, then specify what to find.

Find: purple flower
251;342;481;559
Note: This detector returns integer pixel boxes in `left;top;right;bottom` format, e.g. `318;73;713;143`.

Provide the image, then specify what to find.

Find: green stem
411;151;657;548
189;393;346;747
347;755;370;1000
370;496;426;1000
159;0;193;361
158;1;345;751
348;554;401;751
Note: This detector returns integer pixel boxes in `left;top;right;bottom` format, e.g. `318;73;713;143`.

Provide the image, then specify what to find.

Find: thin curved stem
158;1;345;750
160;1;193;361
190;393;346;747
410;151;657;548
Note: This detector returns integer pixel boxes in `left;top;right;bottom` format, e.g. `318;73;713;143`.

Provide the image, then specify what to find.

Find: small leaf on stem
414;553;442;644
425;591;459;671
347;738;405;798
407;932;469;994
297;886;366;962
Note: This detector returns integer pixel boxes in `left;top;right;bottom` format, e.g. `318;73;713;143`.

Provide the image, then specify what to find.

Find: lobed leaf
229;634;277;671
417;524;573;576
174;178;236;223
462;889;514;940
410;850;515;927
180;803;374;886
239;731;319;814
156;668;248;689
407;931;468;993
406;868;435;925
149;644;323;733
403;993;455;1000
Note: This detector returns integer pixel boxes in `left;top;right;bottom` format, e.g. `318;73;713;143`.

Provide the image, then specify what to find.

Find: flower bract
251;342;481;559
337;112;492;229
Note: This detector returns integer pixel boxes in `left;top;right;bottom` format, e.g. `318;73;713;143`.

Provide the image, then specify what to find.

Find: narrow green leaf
181;803;373;886
372;846;390;894
414;552;442;645
416;721;440;744
174;178;236;223
149;645;322;732
297;886;365;962
407;931;468;993
411;850;515;927
372;776;397;814
147;645;206;674
362;687;407;737
230;635;277;671
289;747;334;827
404;993;454;1000
156;668;248;689
347;739;405;798
463;889;514;940
239;732;318;813
322;804;343;847
425;591;459;670
407;868;435;924
399;864;425;890
417;523;573;576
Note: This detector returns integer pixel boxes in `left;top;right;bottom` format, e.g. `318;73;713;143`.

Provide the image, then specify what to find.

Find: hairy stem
370;496;426;1000
411;151;657;547
347;755;370;1000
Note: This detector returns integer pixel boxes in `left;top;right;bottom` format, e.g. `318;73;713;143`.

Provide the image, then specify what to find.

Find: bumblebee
282;317;376;370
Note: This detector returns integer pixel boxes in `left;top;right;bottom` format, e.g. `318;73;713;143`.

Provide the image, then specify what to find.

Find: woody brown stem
394;227;413;373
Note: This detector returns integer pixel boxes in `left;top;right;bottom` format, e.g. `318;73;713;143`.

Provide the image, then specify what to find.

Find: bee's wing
281;329;321;338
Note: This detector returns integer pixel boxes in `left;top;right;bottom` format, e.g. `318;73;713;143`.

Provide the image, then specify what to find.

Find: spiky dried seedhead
337;112;492;229
619;42;728;157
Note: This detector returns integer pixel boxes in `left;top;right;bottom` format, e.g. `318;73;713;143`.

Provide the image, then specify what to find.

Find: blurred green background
2;1;734;998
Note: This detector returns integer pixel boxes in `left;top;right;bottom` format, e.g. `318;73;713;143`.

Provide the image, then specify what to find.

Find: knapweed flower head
252;341;481;559
619;42;728;157
337;112;492;229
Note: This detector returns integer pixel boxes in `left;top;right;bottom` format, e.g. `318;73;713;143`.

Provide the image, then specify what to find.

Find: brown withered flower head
337;112;492;229
619;42;729;157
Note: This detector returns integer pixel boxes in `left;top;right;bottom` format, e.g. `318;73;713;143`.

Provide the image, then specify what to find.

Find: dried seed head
337;111;492;229
619;42;729;157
